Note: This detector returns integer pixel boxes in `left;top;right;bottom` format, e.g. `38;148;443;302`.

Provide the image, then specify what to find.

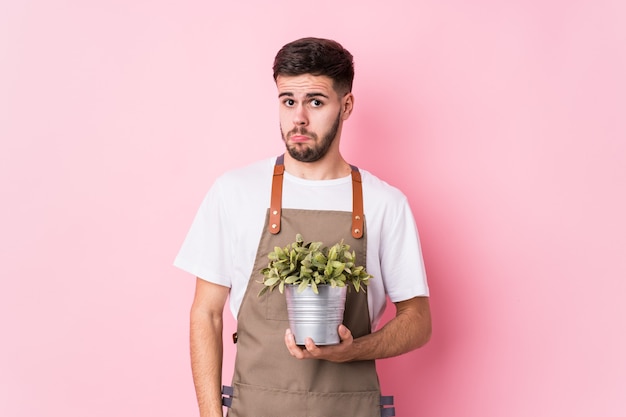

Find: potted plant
259;234;373;345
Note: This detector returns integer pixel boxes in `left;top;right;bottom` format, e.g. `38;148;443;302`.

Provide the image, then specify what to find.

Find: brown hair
272;37;354;94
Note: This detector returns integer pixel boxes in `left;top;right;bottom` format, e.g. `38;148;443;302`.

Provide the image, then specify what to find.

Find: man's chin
286;146;321;163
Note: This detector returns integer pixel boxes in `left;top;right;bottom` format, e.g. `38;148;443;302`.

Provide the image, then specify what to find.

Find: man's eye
284;99;295;106
311;99;322;107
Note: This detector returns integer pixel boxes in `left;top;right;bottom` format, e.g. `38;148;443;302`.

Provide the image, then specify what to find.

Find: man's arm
285;296;431;362
190;278;230;417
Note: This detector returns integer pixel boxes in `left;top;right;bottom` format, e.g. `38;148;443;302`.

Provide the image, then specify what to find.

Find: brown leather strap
268;156;364;239
350;166;364;239
269;162;284;235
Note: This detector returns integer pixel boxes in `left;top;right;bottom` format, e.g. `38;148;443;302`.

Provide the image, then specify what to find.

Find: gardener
175;37;431;417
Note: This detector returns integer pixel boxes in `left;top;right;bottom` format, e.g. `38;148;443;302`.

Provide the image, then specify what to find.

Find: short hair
273;37;354;94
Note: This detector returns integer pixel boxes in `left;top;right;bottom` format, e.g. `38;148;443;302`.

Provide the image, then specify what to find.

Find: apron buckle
380;395;395;417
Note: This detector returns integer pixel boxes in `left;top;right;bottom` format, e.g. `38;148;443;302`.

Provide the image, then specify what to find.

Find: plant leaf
264;277;279;287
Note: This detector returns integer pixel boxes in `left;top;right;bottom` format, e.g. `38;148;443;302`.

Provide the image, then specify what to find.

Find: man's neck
283;153;351;180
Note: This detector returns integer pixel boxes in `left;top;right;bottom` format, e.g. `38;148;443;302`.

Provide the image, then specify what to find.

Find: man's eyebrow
306;92;329;99
278;92;330;99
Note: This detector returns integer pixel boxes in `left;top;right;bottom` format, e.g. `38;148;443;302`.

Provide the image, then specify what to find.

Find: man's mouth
290;135;310;143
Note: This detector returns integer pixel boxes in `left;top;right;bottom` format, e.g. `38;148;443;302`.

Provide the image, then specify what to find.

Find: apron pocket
229;382;305;417
264;286;289;321
229;382;381;417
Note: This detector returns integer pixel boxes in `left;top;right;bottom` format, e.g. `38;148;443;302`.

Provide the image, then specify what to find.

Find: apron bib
224;155;393;417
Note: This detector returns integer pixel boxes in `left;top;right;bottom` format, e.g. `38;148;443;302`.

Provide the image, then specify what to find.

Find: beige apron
223;155;395;417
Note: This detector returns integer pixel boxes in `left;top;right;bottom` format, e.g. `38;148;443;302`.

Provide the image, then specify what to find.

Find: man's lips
290;135;310;143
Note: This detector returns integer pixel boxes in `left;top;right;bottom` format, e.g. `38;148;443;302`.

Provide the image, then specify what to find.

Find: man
175;37;431;417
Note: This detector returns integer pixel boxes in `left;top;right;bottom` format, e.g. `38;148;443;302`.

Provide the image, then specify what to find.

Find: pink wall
2;1;625;416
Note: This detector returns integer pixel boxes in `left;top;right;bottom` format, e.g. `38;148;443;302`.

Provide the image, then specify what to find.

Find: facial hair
281;111;342;163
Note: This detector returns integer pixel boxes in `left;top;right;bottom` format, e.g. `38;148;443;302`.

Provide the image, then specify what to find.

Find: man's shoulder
359;168;408;203
202;157;275;216
215;156;276;186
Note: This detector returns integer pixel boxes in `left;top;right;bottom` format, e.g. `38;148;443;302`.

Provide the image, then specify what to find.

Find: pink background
2;1;625;416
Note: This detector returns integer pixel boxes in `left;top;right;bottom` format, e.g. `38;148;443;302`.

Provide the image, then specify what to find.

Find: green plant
259;234;373;296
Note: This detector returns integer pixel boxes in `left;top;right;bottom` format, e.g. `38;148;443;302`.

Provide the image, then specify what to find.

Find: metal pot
285;284;347;345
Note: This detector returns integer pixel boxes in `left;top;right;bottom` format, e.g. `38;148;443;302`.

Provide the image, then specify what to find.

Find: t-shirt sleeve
173;179;233;287
379;196;429;302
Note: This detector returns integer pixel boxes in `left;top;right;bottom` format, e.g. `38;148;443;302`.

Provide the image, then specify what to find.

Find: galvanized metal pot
285;284;347;345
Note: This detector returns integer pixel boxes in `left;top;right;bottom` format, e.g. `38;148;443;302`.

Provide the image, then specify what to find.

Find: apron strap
350;165;364;239
268;154;364;239
269;157;285;235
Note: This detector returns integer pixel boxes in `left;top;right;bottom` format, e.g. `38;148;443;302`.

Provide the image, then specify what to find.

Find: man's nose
293;104;308;126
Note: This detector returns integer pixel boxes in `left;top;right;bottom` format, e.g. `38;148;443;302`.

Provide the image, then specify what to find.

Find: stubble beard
282;112;342;163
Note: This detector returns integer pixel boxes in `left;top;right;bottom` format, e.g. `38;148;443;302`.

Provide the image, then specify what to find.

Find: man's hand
285;325;355;363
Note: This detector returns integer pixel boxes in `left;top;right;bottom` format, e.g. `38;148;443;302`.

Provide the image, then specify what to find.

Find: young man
175;37;431;417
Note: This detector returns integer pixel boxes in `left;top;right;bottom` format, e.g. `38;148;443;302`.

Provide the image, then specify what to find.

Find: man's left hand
285;325;355;363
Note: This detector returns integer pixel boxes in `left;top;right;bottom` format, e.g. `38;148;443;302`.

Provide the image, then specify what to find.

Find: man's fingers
338;324;353;341
285;328;309;358
304;337;320;354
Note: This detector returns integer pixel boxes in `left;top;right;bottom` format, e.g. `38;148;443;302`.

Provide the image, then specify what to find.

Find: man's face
276;74;352;163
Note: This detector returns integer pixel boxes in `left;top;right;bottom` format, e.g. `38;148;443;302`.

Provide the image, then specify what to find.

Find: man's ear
341;93;354;120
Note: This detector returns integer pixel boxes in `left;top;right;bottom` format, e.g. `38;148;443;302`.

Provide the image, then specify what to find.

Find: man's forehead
276;74;335;95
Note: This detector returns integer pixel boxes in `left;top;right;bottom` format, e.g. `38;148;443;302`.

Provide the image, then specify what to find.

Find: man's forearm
190;310;224;417
351;296;431;361
285;296;431;362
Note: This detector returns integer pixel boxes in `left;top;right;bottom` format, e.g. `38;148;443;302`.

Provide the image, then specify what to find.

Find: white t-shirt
174;157;429;330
